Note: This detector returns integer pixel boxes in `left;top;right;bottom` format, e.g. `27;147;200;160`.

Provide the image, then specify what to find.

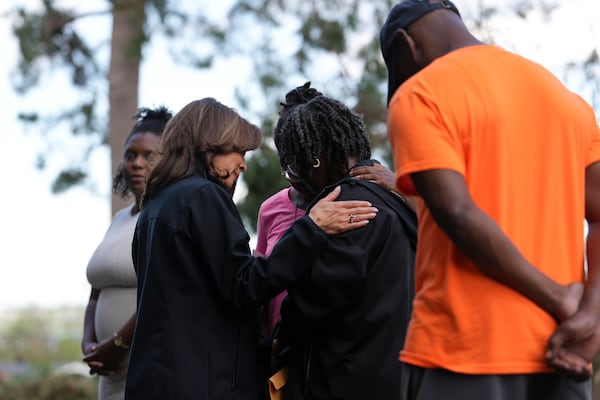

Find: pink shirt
255;187;304;335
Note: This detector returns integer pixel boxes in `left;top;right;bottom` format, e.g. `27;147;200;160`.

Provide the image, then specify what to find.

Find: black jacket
276;178;417;400
125;176;328;400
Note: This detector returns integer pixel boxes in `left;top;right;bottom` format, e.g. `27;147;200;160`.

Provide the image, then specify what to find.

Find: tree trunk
108;0;146;215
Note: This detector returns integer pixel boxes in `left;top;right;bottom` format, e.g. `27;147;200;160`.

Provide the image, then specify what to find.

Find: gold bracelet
112;332;130;349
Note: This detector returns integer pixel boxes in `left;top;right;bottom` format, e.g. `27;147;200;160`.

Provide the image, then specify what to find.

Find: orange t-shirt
388;45;600;374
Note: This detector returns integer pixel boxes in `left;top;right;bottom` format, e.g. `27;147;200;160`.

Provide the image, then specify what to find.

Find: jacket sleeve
186;183;328;310
276;226;371;343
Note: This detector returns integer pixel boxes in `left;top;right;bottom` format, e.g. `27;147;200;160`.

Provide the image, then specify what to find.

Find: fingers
338;204;379;226
350;165;397;192
351;172;378;181
349;166;367;177
548;328;575;354
83;343;97;356
546;309;600;382
546;348;592;381
347;209;378;225
337;201;375;209
322;185;341;200
548;313;595;352
327;201;378;220
86;360;104;375
86;359;119;376
350;164;385;175
318;187;374;210
90;367;117;376
340;206;379;228
308;189;379;235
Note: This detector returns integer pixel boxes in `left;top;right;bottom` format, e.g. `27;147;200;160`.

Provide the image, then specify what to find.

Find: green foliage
238;144;289;231
0;375;97;400
220;1;396;226
51;169;87;194
12;0;99;93
225;0;392;127
10;0;600;225
0;307;86;368
300;15;346;53
0;306;96;400
11;0;109;197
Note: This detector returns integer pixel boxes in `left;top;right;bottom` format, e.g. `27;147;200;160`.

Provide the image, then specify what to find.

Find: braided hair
274;83;371;178
112;105;173;198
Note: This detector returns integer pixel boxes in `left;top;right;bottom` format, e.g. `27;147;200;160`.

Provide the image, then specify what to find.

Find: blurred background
0;0;598;398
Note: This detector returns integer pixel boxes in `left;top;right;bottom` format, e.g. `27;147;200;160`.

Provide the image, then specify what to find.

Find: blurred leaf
9;0;600;222
51;169;87;193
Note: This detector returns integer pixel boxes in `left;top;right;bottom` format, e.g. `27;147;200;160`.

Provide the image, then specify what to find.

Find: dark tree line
10;0;599;230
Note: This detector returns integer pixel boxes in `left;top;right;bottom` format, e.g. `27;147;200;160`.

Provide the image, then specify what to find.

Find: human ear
395;29;417;61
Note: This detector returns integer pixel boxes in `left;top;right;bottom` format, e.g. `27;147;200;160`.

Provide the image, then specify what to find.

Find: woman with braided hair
256;83;400;339
270;84;417;400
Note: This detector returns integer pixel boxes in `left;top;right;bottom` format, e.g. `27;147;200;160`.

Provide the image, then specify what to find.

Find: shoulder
143;176;235;219
260;187;291;210
338;179;417;223
337;179;390;201
310;179;390;210
109;203;138;228
158;176;225;201
113;203;136;219
182;177;236;211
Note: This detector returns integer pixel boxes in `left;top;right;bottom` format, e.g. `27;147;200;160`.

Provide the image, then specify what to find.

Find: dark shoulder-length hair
144;98;261;200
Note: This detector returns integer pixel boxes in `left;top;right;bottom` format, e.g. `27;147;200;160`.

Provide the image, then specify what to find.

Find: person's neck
132;196;143;215
346;156;357;170
289;188;312;210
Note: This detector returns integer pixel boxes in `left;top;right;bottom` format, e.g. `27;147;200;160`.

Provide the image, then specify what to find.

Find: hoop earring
313;159;320;168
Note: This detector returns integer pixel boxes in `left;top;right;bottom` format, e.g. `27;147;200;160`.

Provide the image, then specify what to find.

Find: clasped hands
546;282;600;381
82;337;127;376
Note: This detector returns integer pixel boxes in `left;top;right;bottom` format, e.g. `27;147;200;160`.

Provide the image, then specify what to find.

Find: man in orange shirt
380;1;600;399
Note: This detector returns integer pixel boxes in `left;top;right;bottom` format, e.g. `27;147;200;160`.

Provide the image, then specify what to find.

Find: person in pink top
256;187;308;336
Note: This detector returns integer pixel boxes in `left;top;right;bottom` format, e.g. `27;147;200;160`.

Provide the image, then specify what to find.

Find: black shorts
400;363;591;400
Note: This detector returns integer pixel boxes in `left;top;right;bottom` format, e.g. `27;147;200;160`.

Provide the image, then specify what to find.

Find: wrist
112;332;130;349
552;282;585;321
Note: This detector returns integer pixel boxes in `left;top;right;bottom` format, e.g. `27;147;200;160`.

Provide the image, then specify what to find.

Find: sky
0;0;599;311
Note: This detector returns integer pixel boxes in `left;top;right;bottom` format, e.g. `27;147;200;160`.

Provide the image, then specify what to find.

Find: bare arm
115;314;136;349
411;169;579;320
547;161;600;380
580;161;600;327
82;288;99;355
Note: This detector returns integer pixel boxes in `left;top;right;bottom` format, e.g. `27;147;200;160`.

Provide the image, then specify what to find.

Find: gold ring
349;214;354;223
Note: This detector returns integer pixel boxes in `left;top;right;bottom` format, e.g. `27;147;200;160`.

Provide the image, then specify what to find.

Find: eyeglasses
281;165;301;181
